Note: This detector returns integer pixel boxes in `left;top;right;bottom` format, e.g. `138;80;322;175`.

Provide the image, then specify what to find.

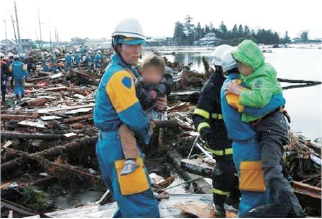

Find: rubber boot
225;195;239;211
213;194;227;218
213;204;226;218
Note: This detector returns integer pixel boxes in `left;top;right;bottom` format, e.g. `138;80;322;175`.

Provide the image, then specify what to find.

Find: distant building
0;39;16;51
71;37;86;46
145;37;171;46
291;38;302;43
197;33;219;46
21;39;37;52
84;38;111;48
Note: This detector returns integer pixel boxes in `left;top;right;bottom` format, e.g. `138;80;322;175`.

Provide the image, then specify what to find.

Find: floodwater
143;45;322;141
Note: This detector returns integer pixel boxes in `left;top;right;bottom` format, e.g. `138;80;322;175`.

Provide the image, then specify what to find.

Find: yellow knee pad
114;157;150;195
239;161;266;192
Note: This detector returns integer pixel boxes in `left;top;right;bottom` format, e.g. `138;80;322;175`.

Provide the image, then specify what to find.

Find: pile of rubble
1;51;321;217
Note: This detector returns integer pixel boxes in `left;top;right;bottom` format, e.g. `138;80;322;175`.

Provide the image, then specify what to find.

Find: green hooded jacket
231;40;283;122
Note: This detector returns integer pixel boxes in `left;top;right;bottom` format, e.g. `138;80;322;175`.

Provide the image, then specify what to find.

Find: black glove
200;129;216;147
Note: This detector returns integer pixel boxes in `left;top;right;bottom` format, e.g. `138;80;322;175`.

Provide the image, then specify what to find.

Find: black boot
225;195;239;211
214;204;226;218
213;194;227;217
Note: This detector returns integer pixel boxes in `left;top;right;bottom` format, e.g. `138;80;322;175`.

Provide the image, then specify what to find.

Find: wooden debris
166;102;193;112
1;136;98;172
37;103;94;114
18;120;47;129
1;131;64;140
25;98;51;107
1;198;49;217
293;181;321;199
1;114;38;120
150;173;177;189
40;116;63;121
176;201;215;218
181;158;214;177
1;141;13;149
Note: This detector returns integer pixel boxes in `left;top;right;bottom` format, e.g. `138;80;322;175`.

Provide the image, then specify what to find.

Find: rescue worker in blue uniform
9;57;29;99
219;47;288;217
51;53;58;72
94;50;102;72
80;45;85;56
94;18;166;218
74;50;81;68
84;51;94;73
40;52;46;67
65;52;72;72
1;54;8;103
192;45;240;217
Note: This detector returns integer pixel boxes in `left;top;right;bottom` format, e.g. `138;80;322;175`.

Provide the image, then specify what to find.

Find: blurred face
237;61;253;76
142;65;163;84
118;44;142;65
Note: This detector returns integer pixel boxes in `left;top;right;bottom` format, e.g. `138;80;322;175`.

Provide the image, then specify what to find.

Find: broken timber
1;131;64;140
1;136;98;172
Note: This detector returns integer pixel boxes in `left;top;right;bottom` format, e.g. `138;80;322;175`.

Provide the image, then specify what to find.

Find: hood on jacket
232;40;265;71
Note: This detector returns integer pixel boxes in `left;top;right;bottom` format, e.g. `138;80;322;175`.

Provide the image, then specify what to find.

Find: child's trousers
255;111;305;217
118;124;140;159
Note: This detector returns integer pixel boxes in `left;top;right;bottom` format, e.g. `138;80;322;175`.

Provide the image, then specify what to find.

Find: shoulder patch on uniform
122;76;132;88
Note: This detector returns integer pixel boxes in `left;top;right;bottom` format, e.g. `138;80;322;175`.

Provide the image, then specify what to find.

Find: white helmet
112;18;145;40
220;47;238;73
212;45;232;67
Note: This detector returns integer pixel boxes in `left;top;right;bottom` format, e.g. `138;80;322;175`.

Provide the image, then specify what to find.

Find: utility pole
3;19;8;53
55;26;59;47
11;15;18;53
38;6;42;49
49;20;52;49
54;27;57;47
14;1;22;54
35;31;41;48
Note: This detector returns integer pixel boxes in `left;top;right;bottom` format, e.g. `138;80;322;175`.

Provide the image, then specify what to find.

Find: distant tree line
173;15;303;46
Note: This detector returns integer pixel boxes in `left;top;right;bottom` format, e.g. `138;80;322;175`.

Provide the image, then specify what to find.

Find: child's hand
226;82;243;95
156;97;167;111
149;90;157;99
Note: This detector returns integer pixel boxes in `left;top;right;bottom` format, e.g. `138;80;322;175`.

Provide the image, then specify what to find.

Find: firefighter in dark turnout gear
192;45;240;217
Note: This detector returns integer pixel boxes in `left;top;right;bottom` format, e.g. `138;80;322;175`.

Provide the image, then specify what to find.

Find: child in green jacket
225;40;304;217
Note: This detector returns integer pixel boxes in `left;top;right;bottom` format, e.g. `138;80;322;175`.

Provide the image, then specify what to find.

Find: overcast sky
1;0;321;42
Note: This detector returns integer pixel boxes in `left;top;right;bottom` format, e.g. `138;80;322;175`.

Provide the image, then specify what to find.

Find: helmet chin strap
112;38;134;68
112;37;128;65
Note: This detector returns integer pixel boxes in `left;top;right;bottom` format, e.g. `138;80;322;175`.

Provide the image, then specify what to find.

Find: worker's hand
149;120;156;130
204;133;217;148
282;108;291;123
148;121;156;136
225;82;243;95
156;97;167;111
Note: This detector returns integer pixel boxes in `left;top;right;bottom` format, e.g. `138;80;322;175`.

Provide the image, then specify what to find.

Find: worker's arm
192;79;214;141
239;76;274;108
106;70;150;144
243;94;285;117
